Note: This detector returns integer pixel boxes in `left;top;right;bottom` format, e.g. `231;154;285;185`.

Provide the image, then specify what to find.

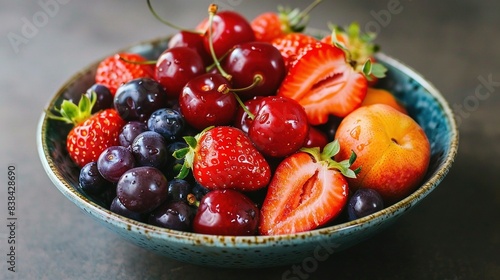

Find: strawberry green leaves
301;139;360;179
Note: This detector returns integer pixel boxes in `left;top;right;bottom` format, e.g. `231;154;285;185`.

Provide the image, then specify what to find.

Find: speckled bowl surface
37;36;458;268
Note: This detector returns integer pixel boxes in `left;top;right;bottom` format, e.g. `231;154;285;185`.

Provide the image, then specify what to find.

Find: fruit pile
48;1;431;236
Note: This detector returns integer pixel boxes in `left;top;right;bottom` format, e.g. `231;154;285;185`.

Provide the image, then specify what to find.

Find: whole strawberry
174;126;271;191
48;93;125;167
95;53;155;95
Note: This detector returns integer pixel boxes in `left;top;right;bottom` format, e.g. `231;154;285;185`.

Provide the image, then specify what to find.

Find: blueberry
147;108;185;142
347;188;384;221
167;179;193;202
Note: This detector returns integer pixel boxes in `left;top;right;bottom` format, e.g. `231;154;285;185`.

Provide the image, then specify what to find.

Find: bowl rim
37;36;459;247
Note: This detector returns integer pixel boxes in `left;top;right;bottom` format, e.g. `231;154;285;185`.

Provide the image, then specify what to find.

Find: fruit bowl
37;36;458;268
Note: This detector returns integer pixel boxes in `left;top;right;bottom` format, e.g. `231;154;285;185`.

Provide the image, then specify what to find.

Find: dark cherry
155;46;205;99
168;31;212;66
178;73;238;130
118;121;148;148
148;200;194;231
198;9;255;59
97;146;136;183
85;84;113;113
110;197;146;222
192;189;259;236
347;189;385;220
116;166;168;213
221;42;286;100
114;78;168;123
131;131;168;169
248;96;310;158
79;162;111;195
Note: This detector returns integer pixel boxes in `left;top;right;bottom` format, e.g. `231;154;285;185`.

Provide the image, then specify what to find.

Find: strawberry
95;53;155;95
259;140;357;235
277;41;369;125
251;0;323;43
271;32;318;70
174;126;271;191
47;93;125;167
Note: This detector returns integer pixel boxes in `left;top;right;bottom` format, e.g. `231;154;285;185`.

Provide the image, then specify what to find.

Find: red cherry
155;46;206;99
304;126;329;149
248;96;310;158
193;189;259;236
197;9;255;59
168;31;212;66
221;42;286;100
178;73;238;130
233;96;264;134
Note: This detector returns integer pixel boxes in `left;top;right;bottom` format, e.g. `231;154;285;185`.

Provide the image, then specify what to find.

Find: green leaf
321;139;340;160
370;62;388;78
175;163;190;180
348;150;357;166
362;59;373;77
183;136;197;149
173;147;190;160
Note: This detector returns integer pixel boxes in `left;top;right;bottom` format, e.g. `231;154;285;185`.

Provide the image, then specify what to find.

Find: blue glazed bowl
37;36;458;268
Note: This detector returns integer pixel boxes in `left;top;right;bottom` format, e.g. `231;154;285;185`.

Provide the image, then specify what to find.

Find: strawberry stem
301;139;358;179
46;91;97;125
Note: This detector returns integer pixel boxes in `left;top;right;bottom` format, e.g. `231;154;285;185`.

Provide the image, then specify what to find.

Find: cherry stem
217;74;264;120
118;56;157;65
187;193;200;208
147;0;202;34
207;4;232;80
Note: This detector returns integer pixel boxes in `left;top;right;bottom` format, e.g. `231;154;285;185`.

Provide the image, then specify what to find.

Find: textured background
0;0;499;279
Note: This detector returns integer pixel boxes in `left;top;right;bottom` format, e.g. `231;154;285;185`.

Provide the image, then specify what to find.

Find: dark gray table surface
1;0;498;279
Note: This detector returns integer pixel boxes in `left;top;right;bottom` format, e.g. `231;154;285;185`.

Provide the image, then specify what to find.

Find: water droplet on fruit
350;126;361;140
357;143;367;151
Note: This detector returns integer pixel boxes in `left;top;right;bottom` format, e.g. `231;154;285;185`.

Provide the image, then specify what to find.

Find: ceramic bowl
37;36;458;268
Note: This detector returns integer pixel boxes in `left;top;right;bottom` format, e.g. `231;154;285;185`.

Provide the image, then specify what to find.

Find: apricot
335;104;430;204
360;88;408;114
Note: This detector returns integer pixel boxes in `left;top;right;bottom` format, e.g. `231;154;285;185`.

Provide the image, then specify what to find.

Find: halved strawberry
174;126;271;191
95;53;155;95
259;140;357;235
271;32;318;70
277;42;368;125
